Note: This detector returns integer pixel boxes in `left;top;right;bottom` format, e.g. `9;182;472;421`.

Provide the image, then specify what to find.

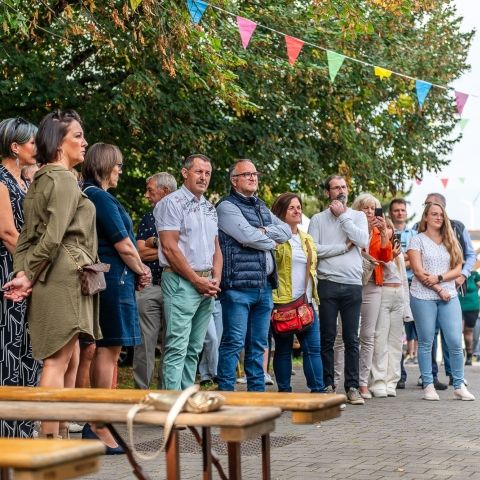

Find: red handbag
271;294;314;335
271;240;314;336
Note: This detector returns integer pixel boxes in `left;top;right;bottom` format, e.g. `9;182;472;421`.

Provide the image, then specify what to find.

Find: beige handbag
126;385;225;461
361;251;378;286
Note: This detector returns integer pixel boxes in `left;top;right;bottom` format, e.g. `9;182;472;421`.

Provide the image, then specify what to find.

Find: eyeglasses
329;185;348;191
232;172;262;179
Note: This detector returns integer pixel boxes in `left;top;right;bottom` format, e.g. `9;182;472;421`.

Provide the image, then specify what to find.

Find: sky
406;1;480;230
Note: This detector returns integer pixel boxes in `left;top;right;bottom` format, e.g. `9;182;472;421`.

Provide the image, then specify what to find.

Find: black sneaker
396;379;406;389
434;378;448;390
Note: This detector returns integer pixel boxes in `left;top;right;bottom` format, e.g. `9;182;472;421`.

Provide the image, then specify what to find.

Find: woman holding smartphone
351;193;393;398
408;202;474;401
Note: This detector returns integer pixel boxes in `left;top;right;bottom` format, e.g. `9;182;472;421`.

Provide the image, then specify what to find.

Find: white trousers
369;286;404;394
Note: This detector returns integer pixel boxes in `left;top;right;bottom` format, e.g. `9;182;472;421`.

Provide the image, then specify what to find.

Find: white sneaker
454;384;475;401
68;422;84;433
423;384;439;401
264;373;274;385
236;375;247;384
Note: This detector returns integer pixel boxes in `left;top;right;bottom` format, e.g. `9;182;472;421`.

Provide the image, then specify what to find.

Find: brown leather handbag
62;244;110;295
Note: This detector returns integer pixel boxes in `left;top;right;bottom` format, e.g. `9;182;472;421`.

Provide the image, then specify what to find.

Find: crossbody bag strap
61;244;82;271
303;237;312;301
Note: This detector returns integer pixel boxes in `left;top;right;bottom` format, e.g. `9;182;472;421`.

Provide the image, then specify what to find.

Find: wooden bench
0;388;282;480
0;438;104;480
0;387;346;425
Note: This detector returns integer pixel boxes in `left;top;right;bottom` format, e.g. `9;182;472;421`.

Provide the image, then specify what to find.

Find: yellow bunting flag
130;0;142;10
374;66;392;80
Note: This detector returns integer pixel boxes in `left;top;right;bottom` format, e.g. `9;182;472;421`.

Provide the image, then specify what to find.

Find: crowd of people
0;110;478;454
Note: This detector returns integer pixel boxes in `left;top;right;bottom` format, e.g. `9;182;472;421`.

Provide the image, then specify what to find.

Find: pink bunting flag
236;16;257;49
455;91;469;116
440;178;449;189
285;35;304;65
415;178;422;185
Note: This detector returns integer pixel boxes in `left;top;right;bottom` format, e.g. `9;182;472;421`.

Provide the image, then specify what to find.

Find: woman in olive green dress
3;110;102;438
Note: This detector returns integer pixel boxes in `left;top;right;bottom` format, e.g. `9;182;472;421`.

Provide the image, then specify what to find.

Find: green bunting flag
327;50;345;82
459;118;469;131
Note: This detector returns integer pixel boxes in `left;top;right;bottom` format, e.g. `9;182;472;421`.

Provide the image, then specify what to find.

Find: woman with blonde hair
349;193;393;398
408;202;474;401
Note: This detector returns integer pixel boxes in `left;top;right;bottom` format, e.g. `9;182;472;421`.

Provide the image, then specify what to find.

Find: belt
383;283;402;287
163;267;212;277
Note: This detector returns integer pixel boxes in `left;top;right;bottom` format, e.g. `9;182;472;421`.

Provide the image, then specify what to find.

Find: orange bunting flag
374;66;392;79
285;35;304;65
440;178;449;189
236;16;257;49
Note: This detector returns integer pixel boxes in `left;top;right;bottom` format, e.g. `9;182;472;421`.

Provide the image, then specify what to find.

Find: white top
308;208;369;285
289;234;313;302
154;185;218;270
408;233;457;300
383;261;401;283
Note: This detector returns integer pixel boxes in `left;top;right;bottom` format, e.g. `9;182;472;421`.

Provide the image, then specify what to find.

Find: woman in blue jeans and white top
270;193;324;392
408;202;474;401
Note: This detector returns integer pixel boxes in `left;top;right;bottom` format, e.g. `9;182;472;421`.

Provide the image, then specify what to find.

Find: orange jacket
368;227;393;286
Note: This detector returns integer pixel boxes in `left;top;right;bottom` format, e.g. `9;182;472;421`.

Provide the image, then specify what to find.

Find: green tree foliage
0;0;473;218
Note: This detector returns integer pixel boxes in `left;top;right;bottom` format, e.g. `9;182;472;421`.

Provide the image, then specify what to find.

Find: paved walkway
82;363;480;479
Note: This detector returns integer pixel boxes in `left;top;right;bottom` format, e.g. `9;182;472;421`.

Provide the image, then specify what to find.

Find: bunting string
187;0;478;111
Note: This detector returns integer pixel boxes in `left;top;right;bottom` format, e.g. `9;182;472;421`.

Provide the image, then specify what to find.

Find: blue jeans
217;288;273;391
273;306;324;392
410;295;464;389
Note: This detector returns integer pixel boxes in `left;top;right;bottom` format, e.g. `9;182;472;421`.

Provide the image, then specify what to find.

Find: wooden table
0;389;281;480
0;438;104;480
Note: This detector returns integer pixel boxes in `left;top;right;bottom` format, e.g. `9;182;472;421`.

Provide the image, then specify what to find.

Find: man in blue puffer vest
216;159;291;391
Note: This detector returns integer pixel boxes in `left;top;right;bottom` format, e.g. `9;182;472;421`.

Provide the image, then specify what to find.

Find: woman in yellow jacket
271;193;324;392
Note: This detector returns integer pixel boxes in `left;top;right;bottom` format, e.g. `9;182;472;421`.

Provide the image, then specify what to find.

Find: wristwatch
437;274;444;283
152;236;159;248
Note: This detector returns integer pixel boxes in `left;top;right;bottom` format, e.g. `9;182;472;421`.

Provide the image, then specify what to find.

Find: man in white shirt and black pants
308;175;369;405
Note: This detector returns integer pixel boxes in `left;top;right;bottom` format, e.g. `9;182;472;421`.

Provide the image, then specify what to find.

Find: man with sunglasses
216;159;291;391
308;175;369;405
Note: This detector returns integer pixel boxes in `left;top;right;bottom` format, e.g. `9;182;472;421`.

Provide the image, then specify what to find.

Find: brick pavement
80;363;480;480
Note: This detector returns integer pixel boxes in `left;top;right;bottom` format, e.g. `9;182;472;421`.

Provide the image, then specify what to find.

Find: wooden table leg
261;434;271;480
0;468;10;480
202;427;212;480
165;429;180;480
227;442;241;480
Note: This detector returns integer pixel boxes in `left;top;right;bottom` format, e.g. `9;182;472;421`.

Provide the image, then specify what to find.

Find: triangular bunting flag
416;80;432;108
440;178;449;188
327;50;345;82
285;35;304;65
186;0;208;24
374;66;392;80
236;16;257;49
130;0;142;10
415;178;422;185
455;91;469;116
459;118;469;131
458;177;465;184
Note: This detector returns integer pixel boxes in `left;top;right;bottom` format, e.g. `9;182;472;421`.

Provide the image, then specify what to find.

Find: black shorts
462;310;479;329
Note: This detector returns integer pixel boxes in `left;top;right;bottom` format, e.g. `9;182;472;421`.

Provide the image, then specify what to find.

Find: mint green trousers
161;272;214;390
